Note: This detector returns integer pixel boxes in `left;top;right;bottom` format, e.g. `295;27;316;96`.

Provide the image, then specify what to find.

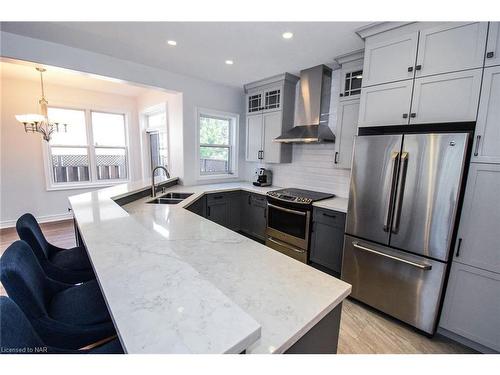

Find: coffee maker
253;168;272;187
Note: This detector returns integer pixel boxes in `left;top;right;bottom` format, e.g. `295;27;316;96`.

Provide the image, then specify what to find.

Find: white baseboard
0;212;73;229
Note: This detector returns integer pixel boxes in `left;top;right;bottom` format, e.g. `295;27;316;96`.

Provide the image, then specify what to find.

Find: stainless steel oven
265;188;334;264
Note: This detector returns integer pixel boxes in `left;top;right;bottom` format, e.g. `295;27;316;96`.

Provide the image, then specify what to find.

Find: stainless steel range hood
275;64;335;143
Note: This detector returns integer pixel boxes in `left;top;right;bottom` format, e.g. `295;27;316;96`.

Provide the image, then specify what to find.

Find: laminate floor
0;220;475;354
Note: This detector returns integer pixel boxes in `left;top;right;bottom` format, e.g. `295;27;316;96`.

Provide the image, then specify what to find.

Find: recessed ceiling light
282;32;294;39
167;40;177;46
225;60;234;65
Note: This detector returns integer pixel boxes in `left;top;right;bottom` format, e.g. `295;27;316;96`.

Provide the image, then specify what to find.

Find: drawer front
313;208;346;229
341;235;447;334
206;191;239;204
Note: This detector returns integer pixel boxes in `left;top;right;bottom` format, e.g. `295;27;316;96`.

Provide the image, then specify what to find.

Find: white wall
0;77;143;226
243;68;351;197
0;31;247;186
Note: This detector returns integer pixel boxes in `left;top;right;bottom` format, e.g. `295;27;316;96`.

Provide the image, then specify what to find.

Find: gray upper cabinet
362;32;418;87
244;74;298;164
415;22;488;77
473;65;500;163
409;69;482;124
440;262;500;352
358;80;413;127
359;22;488;127
246;115;264;162
485;22;500;67
334;98;359;168
453;163;500;274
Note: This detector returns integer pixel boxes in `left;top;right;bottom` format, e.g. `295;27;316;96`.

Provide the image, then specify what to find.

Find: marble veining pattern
69;179;351;354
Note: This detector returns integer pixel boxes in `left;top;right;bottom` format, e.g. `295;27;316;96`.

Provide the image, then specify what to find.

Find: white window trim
42;105;131;191
195;107;239;181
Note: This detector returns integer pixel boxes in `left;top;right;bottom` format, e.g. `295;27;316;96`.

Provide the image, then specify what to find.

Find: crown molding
355;22;415;39
334;49;365;66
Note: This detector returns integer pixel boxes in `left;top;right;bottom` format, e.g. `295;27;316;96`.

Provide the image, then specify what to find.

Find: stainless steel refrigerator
342;132;469;334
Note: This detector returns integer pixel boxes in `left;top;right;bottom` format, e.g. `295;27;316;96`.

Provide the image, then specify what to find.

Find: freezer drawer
341;235;447;334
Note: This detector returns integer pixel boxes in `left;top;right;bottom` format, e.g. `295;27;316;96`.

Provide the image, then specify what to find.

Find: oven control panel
267;191;312;204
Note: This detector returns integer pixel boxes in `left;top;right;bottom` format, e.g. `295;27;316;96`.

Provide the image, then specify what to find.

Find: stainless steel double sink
147;192;193;205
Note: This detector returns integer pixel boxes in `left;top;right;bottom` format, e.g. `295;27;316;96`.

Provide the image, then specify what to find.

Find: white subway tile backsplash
246;143;351;197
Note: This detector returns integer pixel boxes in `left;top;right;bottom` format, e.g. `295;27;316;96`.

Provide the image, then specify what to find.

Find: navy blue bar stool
0;296;123;354
16;213;94;284
0;240;116;350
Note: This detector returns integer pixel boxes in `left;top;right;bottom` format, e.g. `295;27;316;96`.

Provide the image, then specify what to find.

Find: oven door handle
267;203;307;216
267;237;306;254
352;241;432;270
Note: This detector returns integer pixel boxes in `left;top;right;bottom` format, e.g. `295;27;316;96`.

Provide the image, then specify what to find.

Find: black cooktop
267;188;335;205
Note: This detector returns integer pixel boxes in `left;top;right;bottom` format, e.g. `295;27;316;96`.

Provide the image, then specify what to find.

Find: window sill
46;180;130;192
197;173;239;181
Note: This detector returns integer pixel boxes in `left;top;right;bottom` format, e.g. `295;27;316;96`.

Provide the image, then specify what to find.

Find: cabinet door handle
415;65;422;71
213;195;223;200
455;238;462;257
402;113;408;119
407;66;413;72
248;195;251;205
207;206;211;216
410;113;416;118
322;212;337;219
334;152;339;164
474;135;481;156
260;150;264;160
486;51;494;59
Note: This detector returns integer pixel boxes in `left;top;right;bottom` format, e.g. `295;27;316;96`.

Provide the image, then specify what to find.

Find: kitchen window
144;108;169;172
45;107;129;189
197;108;238;179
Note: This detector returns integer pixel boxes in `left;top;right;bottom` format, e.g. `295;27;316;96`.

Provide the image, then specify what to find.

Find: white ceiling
1;22;368;87
0;59;156;97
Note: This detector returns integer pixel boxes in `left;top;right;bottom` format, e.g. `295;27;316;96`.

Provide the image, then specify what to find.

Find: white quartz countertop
69;179;351;354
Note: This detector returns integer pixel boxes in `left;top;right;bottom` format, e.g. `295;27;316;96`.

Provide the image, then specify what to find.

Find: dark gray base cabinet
206;192;241;231
186;195;207;218
240;192;267;241
309;208;346;274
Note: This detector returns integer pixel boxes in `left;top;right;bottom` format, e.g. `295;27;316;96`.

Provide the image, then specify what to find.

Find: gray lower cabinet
240;192;267;241
206;192;241;231
440;262;500;352
186;196;207;218
309;208;346;274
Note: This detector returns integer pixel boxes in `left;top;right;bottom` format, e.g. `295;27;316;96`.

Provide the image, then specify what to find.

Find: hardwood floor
0;220;475;354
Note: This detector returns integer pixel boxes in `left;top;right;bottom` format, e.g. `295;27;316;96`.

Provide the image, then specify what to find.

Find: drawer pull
322;212;337;219
352;241;432;270
486;51;494;59
407;66;413;72
415;64;422;71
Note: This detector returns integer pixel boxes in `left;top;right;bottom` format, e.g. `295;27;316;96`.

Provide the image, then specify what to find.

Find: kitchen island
69;178;351;354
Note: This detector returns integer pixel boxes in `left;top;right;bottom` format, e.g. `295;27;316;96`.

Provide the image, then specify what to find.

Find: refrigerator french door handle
391;152;409;234
383;152;400;232
352;241;432;270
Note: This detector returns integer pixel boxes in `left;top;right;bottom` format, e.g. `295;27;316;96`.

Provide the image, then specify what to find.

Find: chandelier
15;67;67;142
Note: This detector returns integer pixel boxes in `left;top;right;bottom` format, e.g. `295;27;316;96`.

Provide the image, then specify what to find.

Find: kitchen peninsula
68;178;351;354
